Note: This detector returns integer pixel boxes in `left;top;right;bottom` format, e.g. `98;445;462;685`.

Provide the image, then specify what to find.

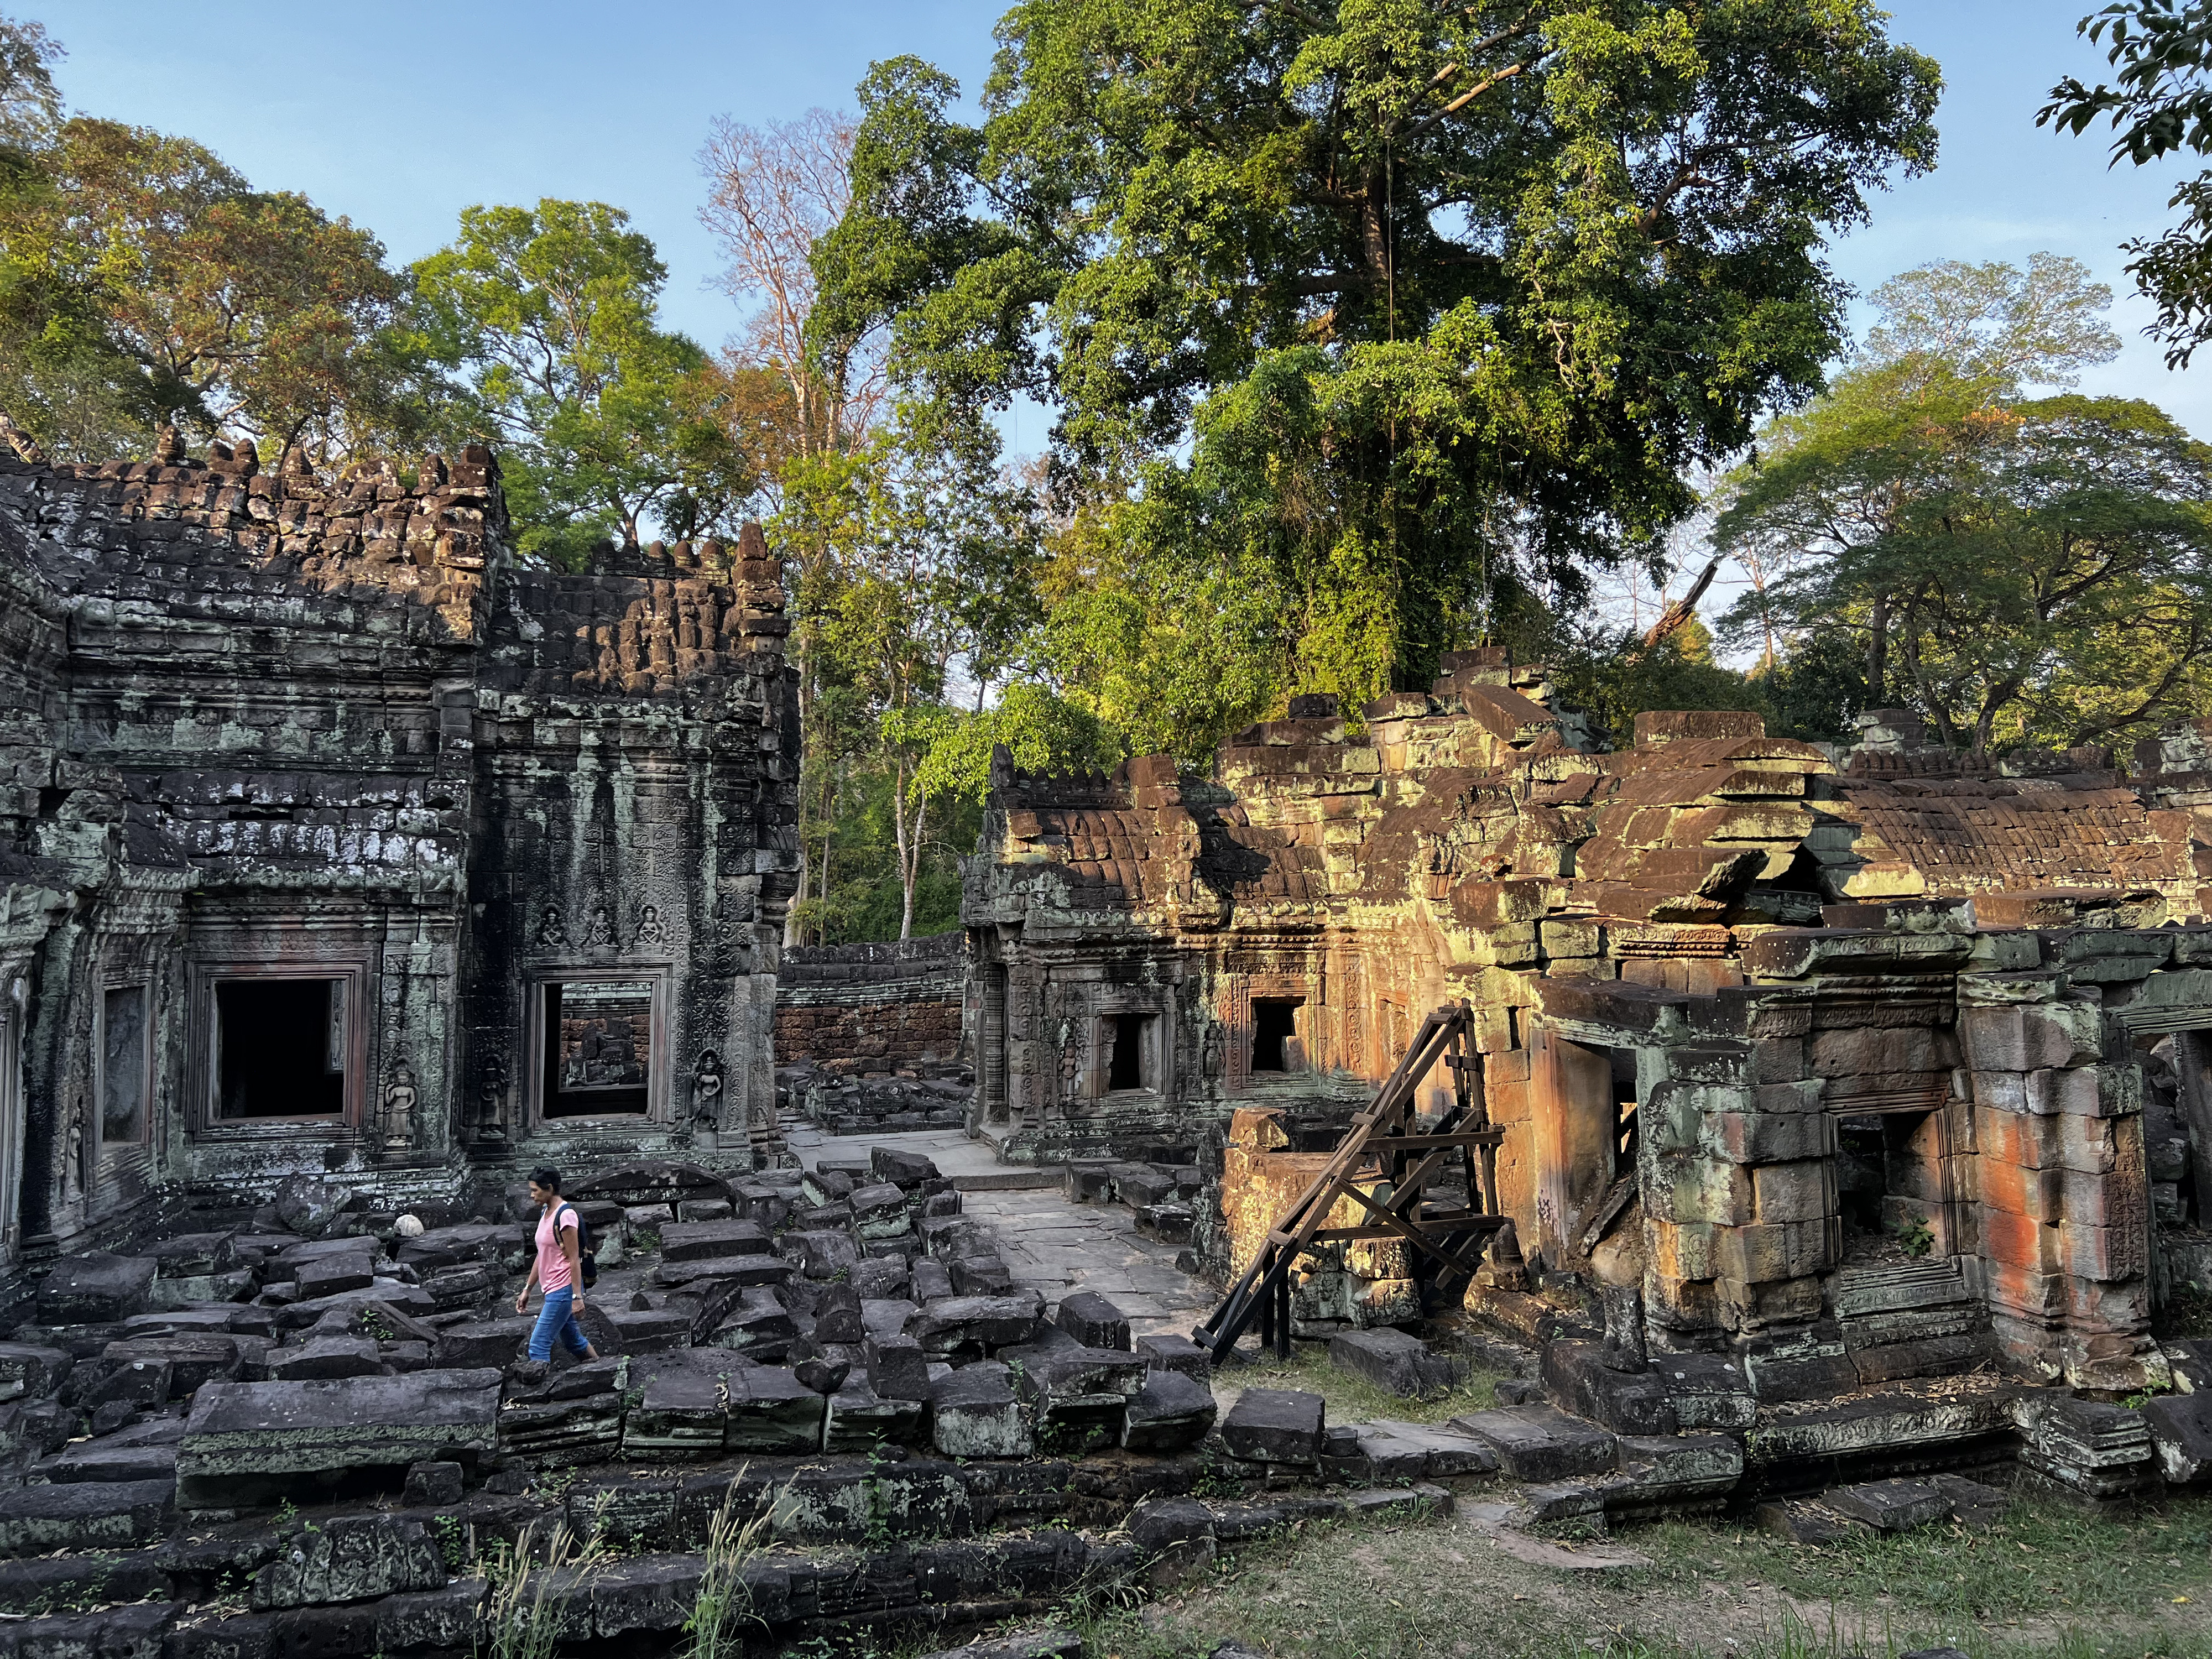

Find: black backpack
557;1203;598;1288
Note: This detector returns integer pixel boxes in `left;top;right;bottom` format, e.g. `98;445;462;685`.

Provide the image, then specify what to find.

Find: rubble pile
779;1060;975;1136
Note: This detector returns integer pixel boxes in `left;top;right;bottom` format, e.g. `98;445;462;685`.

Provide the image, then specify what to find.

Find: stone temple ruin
963;655;2212;1398
0;421;801;1269
0;429;2210;1654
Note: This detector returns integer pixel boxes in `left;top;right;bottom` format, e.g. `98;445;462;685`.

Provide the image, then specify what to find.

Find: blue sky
39;0;2211;444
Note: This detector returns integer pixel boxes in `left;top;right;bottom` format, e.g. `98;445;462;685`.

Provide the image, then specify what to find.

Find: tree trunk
1865;588;1888;707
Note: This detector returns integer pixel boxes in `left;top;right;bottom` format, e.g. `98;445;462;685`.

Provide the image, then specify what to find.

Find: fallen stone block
824;1379;926;1452
1220;1387;1324;1466
660;1220;771;1263
911;1259;954;1302
0;1479;175;1558
1651;1352;1758;1431
251;1515;446;1609
40;1437;179;1484
1754;1496;1870;1543
1133;1203;1194;1245
1121;1369;1215;1452
1450;1405;1619;1483
2143;1391;2212;1485
1823;1478;1953;1534
907;1293;1045;1357
99;1335;242;1396
38;1254;156;1324
0;1342;70;1402
780;1229;862;1280
865;1332;932;1402
849;1183;912;1241
727;1366;827;1453
850;1256;911;1301
1358;1420;1499;1479
1137;1332;1211;1385
950;1255;1013;1296
268;1336;387;1381
432;1318;533;1370
872;1147;940;1186
706;1288;796;1358
402;1460;465;1507
1345;1484;1452;1520
1329;1327;1457;1399
295;1254;375;1300
603;1307;692;1353
587;1553;707;1637
813;1284;866;1345
1931;1473;2009;1529
931;1360;1032;1458
178;1370;501;1484
0;1599;176;1659
917;1214;994;1260
1054;1291;1130;1352
376;1579;487;1651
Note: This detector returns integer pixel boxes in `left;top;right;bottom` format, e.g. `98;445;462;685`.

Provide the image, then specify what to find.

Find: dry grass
1212;1339;1504;1428
1052;1489;2212;1659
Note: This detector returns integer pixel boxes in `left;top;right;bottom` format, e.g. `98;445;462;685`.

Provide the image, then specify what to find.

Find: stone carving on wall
693;1048;724;1129
583;902;614;948
633;904;668;949
1202;1020;1226;1077
537;906;568;950
383;1065;418;1149
56;1093;85;1207
478;1053;509;1141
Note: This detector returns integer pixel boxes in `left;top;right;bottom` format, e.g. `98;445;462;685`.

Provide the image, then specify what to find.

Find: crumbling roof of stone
1828;774;2192;898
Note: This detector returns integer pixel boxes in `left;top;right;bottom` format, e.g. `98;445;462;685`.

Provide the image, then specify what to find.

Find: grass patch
1218;1339;1503;1427
1045;1490;2212;1659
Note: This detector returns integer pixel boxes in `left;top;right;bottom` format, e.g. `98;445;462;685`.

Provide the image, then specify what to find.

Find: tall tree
813;3;1940;743
699;109;890;945
775;416;1041;939
410;200;753;565
700;107;883;472
2044;0;2212;366
0;115;403;463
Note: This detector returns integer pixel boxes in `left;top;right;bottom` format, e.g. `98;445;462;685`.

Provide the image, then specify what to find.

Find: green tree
813;3;1940;748
2044;0;2212;365
1721;390;2212;755
1714;254;2121;707
410;200;753;565
775;415;1042;938
0;114;403;463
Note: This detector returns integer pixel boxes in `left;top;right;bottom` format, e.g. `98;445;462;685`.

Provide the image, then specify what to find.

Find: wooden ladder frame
1193;1001;1509;1364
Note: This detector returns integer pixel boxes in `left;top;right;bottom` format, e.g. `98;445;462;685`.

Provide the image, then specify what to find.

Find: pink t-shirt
535;1205;577;1293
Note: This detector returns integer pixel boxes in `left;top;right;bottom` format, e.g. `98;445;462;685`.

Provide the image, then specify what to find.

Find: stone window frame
1230;974;1313;1089
1089;989;1174;1099
1825;1080;1964;1266
188;958;369;1136
94;971;155;1154
525;963;675;1130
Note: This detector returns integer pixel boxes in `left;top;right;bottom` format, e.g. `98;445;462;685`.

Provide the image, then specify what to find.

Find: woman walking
515;1166;600;1363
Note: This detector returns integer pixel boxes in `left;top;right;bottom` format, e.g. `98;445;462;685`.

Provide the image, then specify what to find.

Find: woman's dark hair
529;1166;562;1194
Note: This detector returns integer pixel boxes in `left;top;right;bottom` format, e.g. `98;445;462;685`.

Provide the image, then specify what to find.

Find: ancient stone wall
966;655;2207;1388
774;932;966;1073
0;425;800;1280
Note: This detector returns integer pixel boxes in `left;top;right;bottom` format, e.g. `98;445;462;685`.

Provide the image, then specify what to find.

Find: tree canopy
2044;0;2212;365
811;1;1941;750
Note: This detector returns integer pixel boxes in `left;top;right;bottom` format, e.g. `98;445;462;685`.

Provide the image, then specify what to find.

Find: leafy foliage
409;201;754;565
2044;0;2212;364
813;1;1942;750
0;113;405;462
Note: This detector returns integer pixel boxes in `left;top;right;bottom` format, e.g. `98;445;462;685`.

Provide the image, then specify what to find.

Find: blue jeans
529;1285;592;1361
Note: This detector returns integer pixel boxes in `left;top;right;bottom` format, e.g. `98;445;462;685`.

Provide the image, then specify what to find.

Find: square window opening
543;980;652;1118
1837;1108;1948;1262
216;979;345;1119
101;984;149;1145
1107;1013;1153;1092
1251;999;1302;1073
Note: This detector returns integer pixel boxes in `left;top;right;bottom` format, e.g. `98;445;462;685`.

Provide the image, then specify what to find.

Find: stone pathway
780;1118;1213;1340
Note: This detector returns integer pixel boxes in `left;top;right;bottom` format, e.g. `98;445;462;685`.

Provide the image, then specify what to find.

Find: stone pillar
1960;976;2158;1389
